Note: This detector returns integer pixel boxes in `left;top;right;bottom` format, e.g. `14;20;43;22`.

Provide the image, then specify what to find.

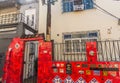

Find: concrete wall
39;0;120;43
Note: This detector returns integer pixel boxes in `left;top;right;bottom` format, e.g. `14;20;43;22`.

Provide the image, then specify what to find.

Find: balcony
0;13;37;37
0;0;20;9
0;13;33;27
0;13;37;51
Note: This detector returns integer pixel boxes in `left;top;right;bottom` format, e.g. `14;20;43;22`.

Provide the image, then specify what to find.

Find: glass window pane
74;0;83;5
64;34;71;39
83;0;93;10
69;2;74;11
89;32;98;37
63;0;74;12
72;34;81;38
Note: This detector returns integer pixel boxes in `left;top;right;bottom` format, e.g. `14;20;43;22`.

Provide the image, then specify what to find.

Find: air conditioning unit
73;4;84;11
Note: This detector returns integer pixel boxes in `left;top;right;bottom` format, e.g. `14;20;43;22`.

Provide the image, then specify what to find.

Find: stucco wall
39;0;120;42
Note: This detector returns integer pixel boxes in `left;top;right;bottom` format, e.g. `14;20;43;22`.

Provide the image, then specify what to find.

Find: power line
93;2;120;19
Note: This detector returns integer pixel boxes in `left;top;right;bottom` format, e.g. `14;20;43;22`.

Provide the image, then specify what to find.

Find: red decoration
2;37;120;83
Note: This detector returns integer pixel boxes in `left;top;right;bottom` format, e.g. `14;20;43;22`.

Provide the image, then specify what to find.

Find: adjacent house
0;0;39;81
20;0;39;34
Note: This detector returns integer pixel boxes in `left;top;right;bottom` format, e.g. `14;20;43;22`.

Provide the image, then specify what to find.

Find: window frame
62;0;94;12
63;30;100;53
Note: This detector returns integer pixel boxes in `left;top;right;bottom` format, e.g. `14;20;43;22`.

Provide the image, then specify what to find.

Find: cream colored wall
39;0;120;43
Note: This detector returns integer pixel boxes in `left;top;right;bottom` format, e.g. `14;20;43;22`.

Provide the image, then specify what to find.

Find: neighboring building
39;0;120;43
0;0;20;81
0;0;38;81
20;0;39;34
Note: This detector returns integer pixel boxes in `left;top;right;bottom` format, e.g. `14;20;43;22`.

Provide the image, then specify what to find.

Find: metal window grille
53;40;120;62
62;0;94;12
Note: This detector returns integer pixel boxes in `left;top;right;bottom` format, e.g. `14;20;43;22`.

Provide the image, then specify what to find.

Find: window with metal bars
62;0;93;12
63;31;99;53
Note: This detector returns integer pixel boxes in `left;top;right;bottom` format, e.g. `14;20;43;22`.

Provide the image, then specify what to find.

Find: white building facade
39;0;120;43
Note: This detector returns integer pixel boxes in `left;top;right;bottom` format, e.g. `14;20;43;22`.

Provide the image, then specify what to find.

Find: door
23;41;38;83
25;8;36;34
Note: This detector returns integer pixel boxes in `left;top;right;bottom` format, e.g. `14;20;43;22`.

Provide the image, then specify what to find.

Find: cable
93;2;120;19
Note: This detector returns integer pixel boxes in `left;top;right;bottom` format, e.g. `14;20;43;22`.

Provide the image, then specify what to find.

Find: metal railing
0;13;33;28
53;42;87;61
53;40;120;62
97;40;120;61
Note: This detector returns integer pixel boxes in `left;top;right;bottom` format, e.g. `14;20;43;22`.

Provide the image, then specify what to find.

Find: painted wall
39;0;120;43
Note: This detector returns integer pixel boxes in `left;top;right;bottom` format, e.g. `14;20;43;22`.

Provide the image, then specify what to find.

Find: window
84;0;93;9
26;15;29;24
63;0;74;12
31;14;34;26
63;31;99;53
62;0;93;12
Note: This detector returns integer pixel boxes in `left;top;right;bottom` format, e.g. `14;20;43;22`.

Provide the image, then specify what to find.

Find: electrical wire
93;2;120;19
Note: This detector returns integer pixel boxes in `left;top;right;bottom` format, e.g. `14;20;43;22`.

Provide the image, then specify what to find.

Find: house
39;0;120;62
19;0;39;34
39;0;120;43
0;0;39;81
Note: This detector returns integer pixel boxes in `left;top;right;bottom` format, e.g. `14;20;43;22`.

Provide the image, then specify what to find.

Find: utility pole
46;0;51;41
42;0;57;41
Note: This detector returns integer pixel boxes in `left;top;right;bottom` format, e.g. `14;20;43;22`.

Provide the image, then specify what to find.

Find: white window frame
63;30;100;53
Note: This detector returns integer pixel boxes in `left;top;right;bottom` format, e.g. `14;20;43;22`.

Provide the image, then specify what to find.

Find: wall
39;0;120;43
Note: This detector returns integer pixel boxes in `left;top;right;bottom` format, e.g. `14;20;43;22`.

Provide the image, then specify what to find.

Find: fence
97;40;120;61
53;40;120;62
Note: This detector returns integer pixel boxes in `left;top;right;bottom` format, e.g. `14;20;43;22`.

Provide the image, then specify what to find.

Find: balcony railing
0;13;33;28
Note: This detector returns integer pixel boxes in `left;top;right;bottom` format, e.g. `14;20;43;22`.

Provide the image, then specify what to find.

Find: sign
66;63;72;74
109;71;116;77
86;70;91;75
93;70;100;76
79;70;84;74
59;69;64;73
103;71;108;76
